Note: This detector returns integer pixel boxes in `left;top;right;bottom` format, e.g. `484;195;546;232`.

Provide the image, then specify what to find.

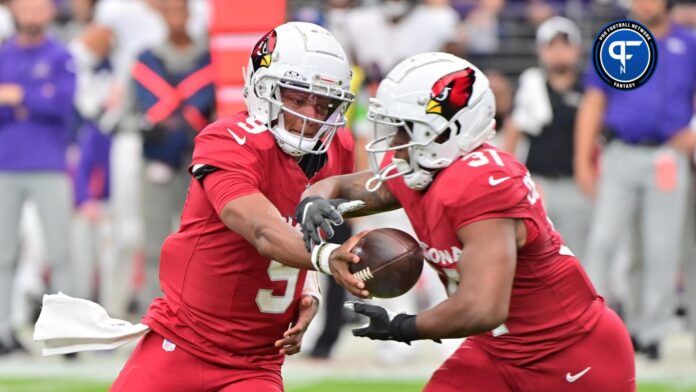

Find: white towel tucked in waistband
33;292;150;356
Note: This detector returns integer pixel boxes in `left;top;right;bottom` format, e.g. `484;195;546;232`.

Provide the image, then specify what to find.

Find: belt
604;128;663;147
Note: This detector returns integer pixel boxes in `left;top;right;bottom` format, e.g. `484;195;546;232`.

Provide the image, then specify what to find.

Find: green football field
0;378;694;392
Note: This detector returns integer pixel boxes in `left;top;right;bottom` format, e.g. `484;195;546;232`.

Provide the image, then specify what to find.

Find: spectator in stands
673;1;696;31
503;16;591;261
575;0;696;360
324;0;356;52
0;0;76;354
54;0;97;43
524;0;556;26
343;0;459;83
65;0;121;310
130;0;214;309
73;0;208;317
461;0;504;55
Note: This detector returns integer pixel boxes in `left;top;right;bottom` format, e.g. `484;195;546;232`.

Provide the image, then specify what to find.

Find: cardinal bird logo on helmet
426;68;476;120
251;30;277;71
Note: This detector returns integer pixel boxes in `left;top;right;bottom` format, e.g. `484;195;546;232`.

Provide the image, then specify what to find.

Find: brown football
349;228;424;298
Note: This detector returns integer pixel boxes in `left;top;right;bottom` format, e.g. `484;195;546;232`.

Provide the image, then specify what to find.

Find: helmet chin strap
403;168;434;191
365;160;406;192
365;158;435;192
365;175;384;192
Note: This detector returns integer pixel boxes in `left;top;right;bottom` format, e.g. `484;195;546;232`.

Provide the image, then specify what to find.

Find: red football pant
424;308;635;392
110;331;283;392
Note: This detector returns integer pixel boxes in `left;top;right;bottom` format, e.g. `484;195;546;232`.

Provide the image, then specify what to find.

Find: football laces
353;267;374;282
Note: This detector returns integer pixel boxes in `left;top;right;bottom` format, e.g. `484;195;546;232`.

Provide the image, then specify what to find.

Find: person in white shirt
343;0;459;80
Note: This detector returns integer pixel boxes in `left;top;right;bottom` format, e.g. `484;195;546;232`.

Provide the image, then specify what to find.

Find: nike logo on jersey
227;128;246;145
566;367;591;383
488;176;511;186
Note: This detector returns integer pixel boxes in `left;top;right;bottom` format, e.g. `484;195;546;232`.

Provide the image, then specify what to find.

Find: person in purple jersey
575;0;696;361
0;0;76;355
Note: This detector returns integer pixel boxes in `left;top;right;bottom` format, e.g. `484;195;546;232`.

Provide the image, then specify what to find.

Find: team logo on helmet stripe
426;68;476;120
251;30;277;71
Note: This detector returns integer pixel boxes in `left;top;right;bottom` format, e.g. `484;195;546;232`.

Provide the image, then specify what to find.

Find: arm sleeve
201;169;261;216
441;171;530;231
191;126;265;215
23;52;77;122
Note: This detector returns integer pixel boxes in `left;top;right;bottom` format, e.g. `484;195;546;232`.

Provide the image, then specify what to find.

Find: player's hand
669;128;696;156
574;160;597;198
296;196;365;251
275;295;318;356
79;200;104;223
329;231;370;299
345;301;434;345
345;301;397;341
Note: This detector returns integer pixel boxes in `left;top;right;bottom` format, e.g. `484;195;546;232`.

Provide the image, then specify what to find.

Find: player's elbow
476;304;508;332
457;301;509;335
253;224;277;259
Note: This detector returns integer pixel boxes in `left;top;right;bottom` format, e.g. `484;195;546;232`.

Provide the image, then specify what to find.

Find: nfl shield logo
162;339;176;352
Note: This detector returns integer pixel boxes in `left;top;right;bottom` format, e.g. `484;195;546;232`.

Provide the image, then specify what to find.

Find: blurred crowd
0;0;694;368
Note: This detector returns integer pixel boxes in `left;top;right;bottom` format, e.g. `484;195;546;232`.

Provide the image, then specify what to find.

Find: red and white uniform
112;113;354;391
385;144;635;392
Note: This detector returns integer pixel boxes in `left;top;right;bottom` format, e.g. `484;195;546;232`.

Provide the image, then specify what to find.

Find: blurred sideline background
0;0;695;391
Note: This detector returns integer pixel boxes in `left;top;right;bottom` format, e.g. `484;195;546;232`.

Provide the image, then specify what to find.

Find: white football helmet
243;22;354;157
365;52;496;191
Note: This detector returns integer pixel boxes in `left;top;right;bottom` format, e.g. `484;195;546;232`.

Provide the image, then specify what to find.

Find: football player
297;53;635;391
111;22;366;392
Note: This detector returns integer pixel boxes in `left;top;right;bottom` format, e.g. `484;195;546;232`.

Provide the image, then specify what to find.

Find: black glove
296;196;347;251
344;301;425;345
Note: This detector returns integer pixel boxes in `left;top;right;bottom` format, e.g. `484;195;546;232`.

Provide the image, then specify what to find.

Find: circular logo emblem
592;20;657;90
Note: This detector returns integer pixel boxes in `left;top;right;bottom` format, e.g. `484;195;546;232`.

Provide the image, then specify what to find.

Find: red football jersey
142;112;355;371
385;144;604;366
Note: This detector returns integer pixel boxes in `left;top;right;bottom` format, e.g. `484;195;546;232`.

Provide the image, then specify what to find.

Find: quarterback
299;53;635;391
111;22;364;391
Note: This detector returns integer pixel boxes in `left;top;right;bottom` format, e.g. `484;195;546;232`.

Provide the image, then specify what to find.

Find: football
349;228;424;298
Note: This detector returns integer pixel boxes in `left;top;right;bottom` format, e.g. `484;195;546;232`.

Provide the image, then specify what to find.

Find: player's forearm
301;175;343;201
252;217;314;270
219;195;314;270
415;296;507;339
302;170;399;217
502;119;521;155
574;89;606;166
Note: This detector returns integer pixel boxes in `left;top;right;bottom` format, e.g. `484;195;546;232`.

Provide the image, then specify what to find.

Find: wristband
390;314;441;344
310;243;340;275
389;314;420;344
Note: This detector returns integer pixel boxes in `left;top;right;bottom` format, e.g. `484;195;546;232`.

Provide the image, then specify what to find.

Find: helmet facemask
260;77;354;157
365;110;442;192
